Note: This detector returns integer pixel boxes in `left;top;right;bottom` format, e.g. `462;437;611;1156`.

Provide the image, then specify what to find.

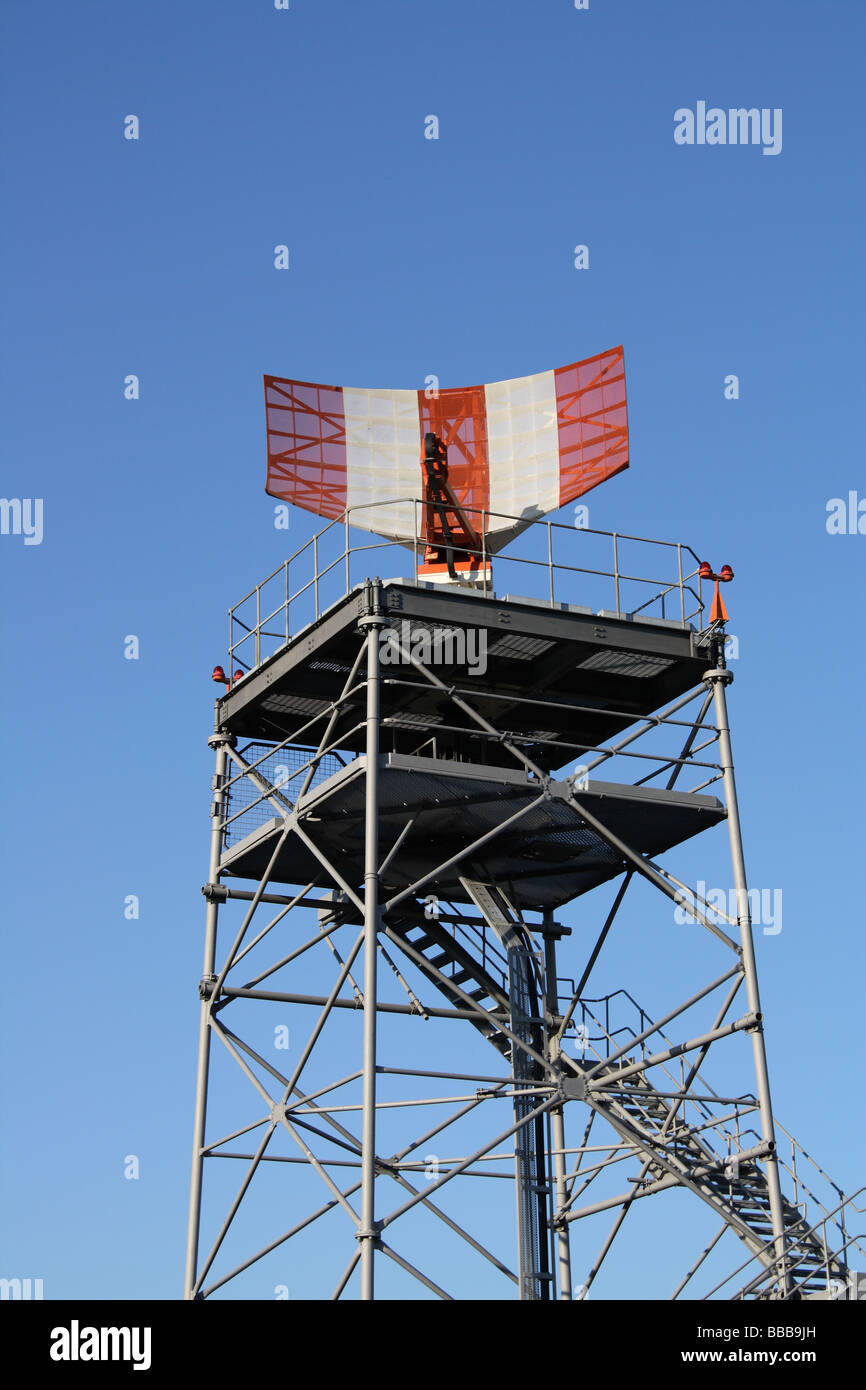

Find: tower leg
184;731;231;1299
359;589;384;1299
707;659;790;1296
544;920;572;1300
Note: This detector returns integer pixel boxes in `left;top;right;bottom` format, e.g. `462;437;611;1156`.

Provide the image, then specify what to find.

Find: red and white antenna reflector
263;345;628;580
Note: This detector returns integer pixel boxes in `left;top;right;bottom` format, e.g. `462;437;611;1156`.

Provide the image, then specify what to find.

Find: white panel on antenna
344;387;422;540
485;370;560;523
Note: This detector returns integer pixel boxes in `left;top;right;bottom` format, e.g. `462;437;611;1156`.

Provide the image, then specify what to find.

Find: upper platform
216;512;712;774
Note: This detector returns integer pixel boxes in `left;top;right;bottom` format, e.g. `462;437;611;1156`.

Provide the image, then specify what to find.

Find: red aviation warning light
699;561;734;624
212;666;244;689
263;346;629;581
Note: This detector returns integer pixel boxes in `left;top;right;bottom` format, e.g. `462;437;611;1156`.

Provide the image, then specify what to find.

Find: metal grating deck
220;753;726;910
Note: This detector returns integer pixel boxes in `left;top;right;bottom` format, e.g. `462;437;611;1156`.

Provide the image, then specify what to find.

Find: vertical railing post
255;587;261;668
548;523;554;607
612;533;621;615
677;544;685;623
284;562;290;644
482;510;488;596
313;534;319;618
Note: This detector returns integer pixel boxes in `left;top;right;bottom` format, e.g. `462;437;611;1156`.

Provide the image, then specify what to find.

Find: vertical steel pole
359;583;384;1299
543;917;572;1300
547;522;554;606
184;727;232;1298
706;658;790;1295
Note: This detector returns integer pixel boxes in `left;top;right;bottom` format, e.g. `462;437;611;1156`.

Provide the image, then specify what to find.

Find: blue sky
1;0;864;1300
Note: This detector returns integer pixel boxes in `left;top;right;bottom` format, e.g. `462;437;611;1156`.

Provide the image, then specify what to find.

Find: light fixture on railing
212;665;245;690
698;561;734;624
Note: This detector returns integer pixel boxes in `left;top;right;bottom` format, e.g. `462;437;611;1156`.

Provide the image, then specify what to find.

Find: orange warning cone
699;560;734;624
710;581;729;624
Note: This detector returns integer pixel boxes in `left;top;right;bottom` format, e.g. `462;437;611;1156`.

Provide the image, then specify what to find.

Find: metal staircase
381;895;854;1300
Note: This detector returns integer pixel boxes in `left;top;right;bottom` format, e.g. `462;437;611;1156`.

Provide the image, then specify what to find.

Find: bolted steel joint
354;1221;383;1241
201;882;227;903
703;666;734;687
198;974;218;1001
208;729;236;751
560;1077;586;1102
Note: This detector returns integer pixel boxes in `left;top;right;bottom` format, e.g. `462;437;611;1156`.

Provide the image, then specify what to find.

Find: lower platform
221;753;726;911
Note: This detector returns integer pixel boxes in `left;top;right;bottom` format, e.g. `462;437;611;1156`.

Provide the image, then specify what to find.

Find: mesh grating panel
486;633;554;660
260;693;331;716
223;742;345;848
577;649;675;678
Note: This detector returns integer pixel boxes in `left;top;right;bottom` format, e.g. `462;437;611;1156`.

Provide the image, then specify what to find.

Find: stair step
449;968;472;985
399;913;846;1293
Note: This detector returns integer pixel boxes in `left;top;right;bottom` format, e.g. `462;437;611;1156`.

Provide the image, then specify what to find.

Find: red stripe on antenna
418;383;489;537
555;346;629;506
264;376;348;519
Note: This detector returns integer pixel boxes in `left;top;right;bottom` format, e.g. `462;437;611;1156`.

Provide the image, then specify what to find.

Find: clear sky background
1;0;864;1301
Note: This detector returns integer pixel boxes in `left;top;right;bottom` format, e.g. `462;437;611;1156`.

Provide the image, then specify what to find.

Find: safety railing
562;988;757;1144
422;906;511;997
222;740;347;848
724;1190;866;1301
560;989;863;1299
227;500;706;677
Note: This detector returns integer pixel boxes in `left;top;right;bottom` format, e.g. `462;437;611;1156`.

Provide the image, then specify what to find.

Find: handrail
723;1189;866;1301
228;501;707;676
561;987;862;1299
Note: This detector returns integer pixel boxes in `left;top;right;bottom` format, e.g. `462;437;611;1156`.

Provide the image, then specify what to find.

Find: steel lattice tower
183;518;862;1301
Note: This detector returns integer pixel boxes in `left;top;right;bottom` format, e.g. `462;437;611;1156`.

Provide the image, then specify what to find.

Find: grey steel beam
379;1096;561;1231
359;585;385;1298
219;984;508;1023
577;683;712;776
564;786;740;952
184;729;232;1300
383;794;547;914
671;1224;729;1300
565;1144;774;1222
706;659;790;1296
543;918;573;1300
